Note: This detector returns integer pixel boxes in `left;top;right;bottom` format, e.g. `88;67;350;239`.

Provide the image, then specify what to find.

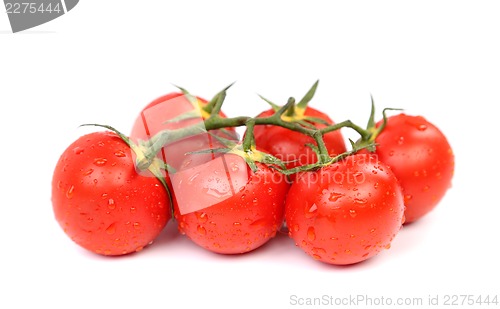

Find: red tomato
51;131;171;255
373;114;454;223
285;153;404;265
130;92;236;170
172;153;290;254
253;107;346;172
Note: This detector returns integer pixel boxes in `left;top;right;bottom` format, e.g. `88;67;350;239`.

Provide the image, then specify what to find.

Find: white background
1;1;499;308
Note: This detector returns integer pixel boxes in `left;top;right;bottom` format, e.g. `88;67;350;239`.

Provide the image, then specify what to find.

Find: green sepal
204;82;235;115
296;80;319;110
258;94;281;112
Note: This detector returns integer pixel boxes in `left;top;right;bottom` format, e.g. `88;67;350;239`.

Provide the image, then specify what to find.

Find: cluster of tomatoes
51;84;454;265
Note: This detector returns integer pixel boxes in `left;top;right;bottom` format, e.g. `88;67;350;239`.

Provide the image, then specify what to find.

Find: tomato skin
374;114;454;223
172;153;290;254
51;131;170;256
285;154;404;265
252;107;346;171
130;92;236;170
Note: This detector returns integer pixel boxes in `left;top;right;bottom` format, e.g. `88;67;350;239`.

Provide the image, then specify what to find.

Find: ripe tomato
130;92;236;170
51;131;171;255
172;153;290;254
285;153;404;265
373;114;454;223
253;107;346;173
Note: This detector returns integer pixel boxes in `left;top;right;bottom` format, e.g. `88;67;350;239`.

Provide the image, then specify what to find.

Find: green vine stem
138;115;370;175
131;84;386;174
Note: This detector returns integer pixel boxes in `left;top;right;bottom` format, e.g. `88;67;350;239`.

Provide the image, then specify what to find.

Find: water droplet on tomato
205;187;229;199
135;246;144;252
312;254;322;260
307;226;316;241
230;163;239;172
397;136;404;145
105;223;116;235
422;185;430;192
250;218;266;227
349;209;357;217
195;212;208;223
353;172;364;182
186;172;200;184
252;198;258;204
130;207;136;213
66;185;75;199
388;150;394;157
133;222;140;230
82;168;94;176
353;198;367;204
384;243;391;249
374;182;379;189
233;222;241;226
178;222;186;235
73;147;84;155
94;158;107;166
418;124;428;131
305;203;318;219
292;224;300;232
313;247;326;255
404;194;413;203
114;150;126;157
267;187;273;195
328;192;344;202
370;228;376;233
197;225;206;235
108;198;116;210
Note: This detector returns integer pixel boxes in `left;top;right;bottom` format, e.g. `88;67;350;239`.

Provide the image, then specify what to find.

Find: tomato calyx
353;96;403;152
170;83;230;120
188;132;287;173
258;80;331;128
